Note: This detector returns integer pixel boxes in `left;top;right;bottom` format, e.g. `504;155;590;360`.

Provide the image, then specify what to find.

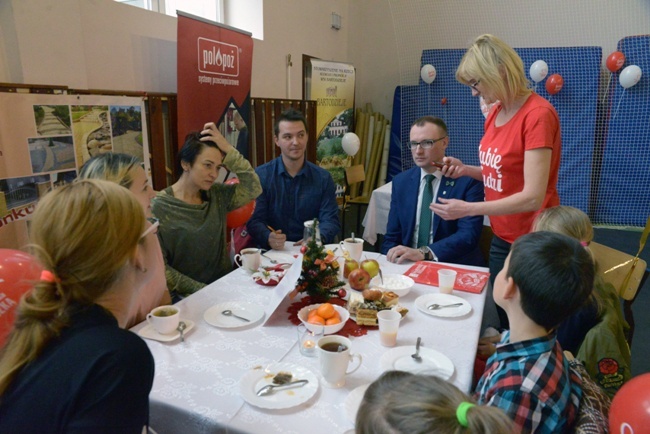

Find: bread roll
362;288;382;301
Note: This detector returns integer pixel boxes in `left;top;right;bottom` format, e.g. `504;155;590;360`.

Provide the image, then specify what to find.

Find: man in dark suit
382;116;485;266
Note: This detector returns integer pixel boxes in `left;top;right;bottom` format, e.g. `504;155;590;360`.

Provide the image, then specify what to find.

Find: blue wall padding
515;47;601;215
387;85;418;183
390;46;602;219
595;35;650;227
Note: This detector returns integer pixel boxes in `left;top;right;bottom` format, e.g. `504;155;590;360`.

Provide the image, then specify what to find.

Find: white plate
380;346;455;379
240;362;319;410
344;384;369;423
203;302;265;328
414;293;472;318
137;319;195;342
261;251;296;267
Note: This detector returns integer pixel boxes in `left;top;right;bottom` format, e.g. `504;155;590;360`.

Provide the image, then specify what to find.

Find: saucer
137;319;195;342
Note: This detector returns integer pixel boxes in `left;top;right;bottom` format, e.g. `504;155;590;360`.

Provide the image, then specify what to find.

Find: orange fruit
308;309;320;319
308;315;325;325
316;303;336;319
325;316;341;325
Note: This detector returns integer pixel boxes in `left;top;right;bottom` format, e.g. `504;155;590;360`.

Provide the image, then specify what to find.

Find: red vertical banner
177;12;253;149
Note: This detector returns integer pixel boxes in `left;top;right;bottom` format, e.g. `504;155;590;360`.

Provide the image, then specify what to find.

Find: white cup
339;237;363;262
317;335;362;388
438;269;457;294
146;305;180;335
234;247;262;272
377;310;401;347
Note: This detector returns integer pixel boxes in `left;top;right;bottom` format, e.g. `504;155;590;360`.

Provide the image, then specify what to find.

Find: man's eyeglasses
469;79;481;92
141;218;160;240
409;137;447;149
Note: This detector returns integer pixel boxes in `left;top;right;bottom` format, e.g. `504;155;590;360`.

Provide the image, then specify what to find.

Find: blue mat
595;35;650;227
389;46;602;219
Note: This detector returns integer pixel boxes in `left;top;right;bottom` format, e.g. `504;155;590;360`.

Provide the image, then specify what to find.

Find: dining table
131;243;488;434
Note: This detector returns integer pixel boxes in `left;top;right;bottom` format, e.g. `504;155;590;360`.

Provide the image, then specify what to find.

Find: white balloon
619;65;642;89
341;132;360;156
529;60;548;83
420;64;437;84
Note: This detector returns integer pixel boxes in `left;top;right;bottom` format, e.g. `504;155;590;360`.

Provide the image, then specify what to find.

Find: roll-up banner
177;12;253;154
308;59;355;193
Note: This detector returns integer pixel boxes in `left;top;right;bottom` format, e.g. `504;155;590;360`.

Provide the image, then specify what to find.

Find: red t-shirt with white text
480;93;561;243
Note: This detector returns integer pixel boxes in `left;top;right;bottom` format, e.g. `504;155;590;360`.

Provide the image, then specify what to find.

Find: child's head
532;206;593;246
499;231;595;330
356;371;513;434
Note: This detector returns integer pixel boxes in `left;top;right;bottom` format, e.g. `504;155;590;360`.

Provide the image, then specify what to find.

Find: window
115;0;263;40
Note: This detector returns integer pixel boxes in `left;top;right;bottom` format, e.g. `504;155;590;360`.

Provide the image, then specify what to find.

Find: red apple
338;288;347;298
360;258;380;278
343;259;359;278
348;268;371;291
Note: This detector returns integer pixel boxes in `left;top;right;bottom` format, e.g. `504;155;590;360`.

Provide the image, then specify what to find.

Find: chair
590;241;649;345
341;164;370;239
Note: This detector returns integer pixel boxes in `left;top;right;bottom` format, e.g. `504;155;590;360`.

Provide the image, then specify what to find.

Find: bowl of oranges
298;302;350;335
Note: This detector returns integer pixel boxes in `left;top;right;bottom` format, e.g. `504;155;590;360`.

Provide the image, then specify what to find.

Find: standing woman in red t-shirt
431;34;561;329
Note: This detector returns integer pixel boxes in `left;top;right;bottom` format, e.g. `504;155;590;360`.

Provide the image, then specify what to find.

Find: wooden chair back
590;242;647;301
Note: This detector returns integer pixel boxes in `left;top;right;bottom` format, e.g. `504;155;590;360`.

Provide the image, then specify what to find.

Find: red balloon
227;200;256;228
610;373;650;433
441;97;448;105
546;74;564;95
224;177;255;228
606;51;626;73
0;249;43;347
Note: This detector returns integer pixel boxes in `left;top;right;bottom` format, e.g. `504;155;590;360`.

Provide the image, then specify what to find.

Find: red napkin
403;261;490;294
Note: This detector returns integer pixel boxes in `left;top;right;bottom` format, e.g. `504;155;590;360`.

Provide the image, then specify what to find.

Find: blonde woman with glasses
0;180;157;433
79;153;172;327
431;34;562;330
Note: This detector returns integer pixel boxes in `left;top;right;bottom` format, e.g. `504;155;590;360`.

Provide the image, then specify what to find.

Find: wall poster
307;59;356;194
0;93;150;250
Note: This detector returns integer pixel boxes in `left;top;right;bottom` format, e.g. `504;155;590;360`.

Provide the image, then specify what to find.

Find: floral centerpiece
289;219;345;300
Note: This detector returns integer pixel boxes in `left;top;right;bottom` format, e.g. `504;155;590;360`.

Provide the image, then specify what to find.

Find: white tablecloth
361;182;392;245
132;244;487;434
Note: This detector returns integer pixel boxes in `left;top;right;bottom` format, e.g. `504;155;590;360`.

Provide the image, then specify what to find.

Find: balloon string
602;74;612;105
612;88;626;121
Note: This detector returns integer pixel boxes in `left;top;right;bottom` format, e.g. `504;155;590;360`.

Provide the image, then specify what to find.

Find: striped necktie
417;174;434;247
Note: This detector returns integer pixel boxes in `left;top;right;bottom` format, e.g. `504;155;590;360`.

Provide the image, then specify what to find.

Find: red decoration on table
403;261;490;294
287;296;373;337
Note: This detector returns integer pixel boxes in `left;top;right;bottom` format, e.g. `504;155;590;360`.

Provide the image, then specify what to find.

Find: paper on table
404;261;489;294
261;254;303;326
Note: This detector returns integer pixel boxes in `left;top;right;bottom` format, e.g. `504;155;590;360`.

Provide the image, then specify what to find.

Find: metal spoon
177;321;187;342
427;302;463;310
256;379;309;396
411;337;422;362
221;309;250;322
261;252;278;264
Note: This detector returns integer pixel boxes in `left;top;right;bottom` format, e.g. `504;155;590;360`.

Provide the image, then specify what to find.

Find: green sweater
152;150;262;297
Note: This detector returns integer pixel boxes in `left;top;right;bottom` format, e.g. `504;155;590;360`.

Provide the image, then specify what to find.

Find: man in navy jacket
382;116;485;266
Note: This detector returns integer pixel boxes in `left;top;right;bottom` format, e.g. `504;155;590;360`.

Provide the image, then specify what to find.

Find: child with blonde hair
356;371;513;433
